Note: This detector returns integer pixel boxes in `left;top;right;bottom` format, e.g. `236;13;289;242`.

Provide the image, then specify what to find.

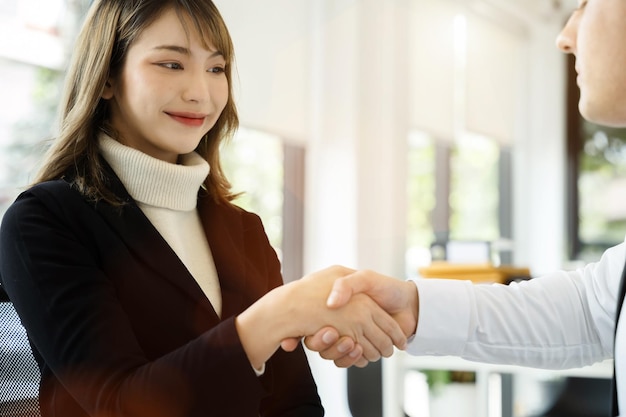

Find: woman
0;1;407;416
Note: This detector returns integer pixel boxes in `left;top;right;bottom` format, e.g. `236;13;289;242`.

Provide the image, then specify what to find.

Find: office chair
0;285;41;417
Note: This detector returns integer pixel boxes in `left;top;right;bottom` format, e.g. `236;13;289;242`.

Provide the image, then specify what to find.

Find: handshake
237;265;419;370
236;266;419;370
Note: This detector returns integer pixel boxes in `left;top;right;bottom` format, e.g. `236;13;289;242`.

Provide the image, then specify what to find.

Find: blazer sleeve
237;212;323;417
0;181;321;417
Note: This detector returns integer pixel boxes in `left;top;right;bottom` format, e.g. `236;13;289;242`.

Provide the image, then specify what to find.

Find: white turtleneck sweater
98;134;222;317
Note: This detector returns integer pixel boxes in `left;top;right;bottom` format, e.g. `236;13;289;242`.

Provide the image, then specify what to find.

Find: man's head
557;0;626;127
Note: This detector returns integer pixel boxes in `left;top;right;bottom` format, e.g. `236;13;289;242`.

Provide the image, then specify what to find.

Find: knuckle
320;351;334;360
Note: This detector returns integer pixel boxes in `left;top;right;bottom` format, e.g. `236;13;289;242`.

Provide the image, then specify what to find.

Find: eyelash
157;63;225;73
159;62;183;70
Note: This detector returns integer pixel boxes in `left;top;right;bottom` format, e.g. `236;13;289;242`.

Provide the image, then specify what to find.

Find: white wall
213;0;314;143
215;0;572;415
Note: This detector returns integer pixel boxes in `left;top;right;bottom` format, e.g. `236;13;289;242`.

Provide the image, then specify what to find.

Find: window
405;130;506;277
221;128;305;281
449;132;500;242
0;0;81;215
566;56;626;261
0;64;63;215
405;131;436;276
406;6;518;276
221;128;284;252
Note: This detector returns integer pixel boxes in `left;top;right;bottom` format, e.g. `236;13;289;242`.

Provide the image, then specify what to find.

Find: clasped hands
280;266;419;368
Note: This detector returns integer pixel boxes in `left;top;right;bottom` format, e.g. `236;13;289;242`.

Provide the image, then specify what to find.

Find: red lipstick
167;111;206;127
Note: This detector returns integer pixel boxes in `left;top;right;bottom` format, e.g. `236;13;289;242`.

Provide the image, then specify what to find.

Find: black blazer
0;169;322;417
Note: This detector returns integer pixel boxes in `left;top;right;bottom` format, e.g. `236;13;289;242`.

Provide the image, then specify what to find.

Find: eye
207;66;225;74
158;62;183;70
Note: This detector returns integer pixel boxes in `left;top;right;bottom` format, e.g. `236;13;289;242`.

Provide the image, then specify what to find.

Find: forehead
135;8;216;50
134;9;200;44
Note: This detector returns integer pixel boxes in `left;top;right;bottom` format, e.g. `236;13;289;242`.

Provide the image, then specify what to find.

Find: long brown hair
34;0;239;205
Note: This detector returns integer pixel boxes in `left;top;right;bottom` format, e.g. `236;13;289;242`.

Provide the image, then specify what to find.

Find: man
303;1;626;414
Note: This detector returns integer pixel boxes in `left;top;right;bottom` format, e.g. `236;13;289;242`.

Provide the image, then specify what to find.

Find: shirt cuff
405;277;472;356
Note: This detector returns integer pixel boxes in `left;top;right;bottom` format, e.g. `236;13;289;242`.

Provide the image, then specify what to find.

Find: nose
182;70;211;103
556;13;577;54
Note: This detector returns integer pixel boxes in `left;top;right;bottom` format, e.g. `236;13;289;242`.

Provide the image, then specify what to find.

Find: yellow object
418;262;531;284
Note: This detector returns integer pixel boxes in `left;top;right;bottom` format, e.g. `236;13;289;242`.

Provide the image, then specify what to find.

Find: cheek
213;78;230;110
115;75;144;109
126;70;165;99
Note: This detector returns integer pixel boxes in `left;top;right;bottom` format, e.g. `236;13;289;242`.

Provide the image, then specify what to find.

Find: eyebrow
152;45;224;58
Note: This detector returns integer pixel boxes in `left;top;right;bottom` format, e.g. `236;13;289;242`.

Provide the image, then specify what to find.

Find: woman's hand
235;266;408;369
303;270;419;368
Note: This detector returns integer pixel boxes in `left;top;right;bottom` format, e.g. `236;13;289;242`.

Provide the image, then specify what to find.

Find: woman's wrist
235;284;299;369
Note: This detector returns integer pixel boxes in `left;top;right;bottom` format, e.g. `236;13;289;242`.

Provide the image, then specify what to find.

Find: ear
102;78;115;100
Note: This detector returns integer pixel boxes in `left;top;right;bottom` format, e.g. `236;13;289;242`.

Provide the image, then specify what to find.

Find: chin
177;141;203;155
579;102;626;128
578;91;626;127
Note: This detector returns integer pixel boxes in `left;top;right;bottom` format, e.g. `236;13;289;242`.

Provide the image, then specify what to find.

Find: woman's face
556;0;626;127
103;8;229;163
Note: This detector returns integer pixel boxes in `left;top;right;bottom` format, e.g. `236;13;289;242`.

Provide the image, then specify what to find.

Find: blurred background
1;0;623;416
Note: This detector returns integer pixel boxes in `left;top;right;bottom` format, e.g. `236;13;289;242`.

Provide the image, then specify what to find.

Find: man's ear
102;78;114;100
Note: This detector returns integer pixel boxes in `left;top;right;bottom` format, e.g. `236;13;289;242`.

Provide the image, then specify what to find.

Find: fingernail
322;330;335;344
349;349;360;358
337;341;350;353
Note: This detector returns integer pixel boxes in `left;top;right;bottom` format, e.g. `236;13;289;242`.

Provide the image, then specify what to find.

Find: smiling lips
167;111;206;127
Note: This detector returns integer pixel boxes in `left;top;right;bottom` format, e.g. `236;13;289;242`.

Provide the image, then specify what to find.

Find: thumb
327;271;372;308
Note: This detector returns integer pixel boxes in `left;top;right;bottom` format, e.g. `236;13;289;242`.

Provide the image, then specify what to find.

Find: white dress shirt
408;240;626;413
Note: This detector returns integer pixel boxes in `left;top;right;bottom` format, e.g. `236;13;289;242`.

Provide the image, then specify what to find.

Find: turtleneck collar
98;133;210;211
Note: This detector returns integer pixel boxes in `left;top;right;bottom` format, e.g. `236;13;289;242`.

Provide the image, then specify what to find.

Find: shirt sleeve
406;278;472;356
406;241;625;369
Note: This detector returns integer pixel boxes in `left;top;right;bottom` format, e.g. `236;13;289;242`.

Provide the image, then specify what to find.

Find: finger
316;336;356;361
280;337;301;352
356;332;383;363
332;295;395;361
326;277;356;309
357;302;406;357
303;327;339;352
304;329;357;361
327;271;376;309
333;344;364;368
372;307;408;351
353;356;370;368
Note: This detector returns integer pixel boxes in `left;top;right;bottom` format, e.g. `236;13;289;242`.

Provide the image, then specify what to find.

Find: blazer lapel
197;193;248;319
93;163;217;315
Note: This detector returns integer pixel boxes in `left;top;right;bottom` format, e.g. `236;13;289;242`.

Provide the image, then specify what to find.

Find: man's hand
277;266;408;363
327;270;418;336
303;270;419;367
